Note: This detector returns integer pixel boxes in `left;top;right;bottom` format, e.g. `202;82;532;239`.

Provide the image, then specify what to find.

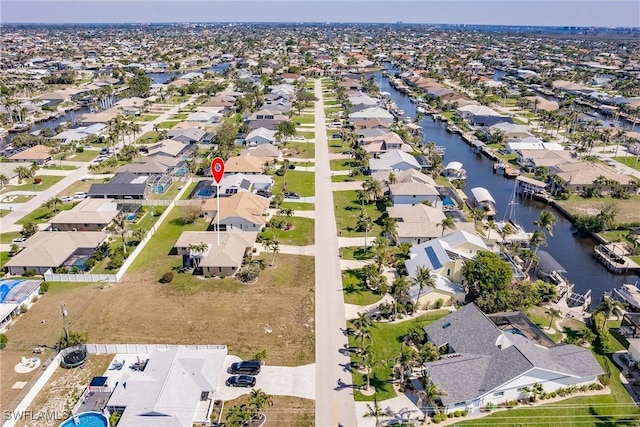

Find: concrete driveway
216;355;315;401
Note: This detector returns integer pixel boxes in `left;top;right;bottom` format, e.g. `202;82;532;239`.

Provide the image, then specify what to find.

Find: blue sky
2;1;639;27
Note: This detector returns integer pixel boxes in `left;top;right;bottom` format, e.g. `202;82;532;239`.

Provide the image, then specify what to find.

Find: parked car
288;163;296;169
332;133;342;138
229;360;262;375
292;136;305;141
11;237;27;244
342;150;353;155
284;192;301;199
60;196;74;202
74;192;88;200
255;189;272;198
225;375;256;388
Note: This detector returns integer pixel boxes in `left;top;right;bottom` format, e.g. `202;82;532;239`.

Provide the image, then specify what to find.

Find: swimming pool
197;187;215;197
126;213;136;221
441;196;456;207
0;279;23;303
59;412;108;427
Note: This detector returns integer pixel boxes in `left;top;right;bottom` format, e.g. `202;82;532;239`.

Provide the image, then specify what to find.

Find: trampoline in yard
61;348;89;369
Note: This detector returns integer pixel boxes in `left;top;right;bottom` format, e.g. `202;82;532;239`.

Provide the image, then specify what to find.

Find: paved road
314;79;357;427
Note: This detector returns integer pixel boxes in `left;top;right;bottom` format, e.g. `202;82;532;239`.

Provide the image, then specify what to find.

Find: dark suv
229;360;261;375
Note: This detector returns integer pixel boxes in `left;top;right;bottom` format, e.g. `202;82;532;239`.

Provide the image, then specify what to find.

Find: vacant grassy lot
138;131;160;144
556;196;640;225
342;268;383;306
328;138;348;153
260;217;314;246
273;171;315;197
56;179;103;197
332;174;367;183
282;142;314;159
614;156;640;172
329;158;359;171
292;115;315;125
67;150;98;162
158;121;180;129
348;311;449;401
0;176;65;194
1;212;315;408
139;114;159;121
333;190;385;237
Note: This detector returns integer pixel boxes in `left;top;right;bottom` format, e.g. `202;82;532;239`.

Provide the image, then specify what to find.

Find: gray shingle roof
423;304;604;406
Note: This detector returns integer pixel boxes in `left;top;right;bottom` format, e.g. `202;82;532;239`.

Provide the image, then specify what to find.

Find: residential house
389;181;440;206
240;144;282;159
88;172;150;200
9;145;52;165
0;279;43;331
246;109;287;130
505;138;564;154
51;123;107;144
489;123;532;140
456;105;513;127
554;161;639;195
117;156;181;176
106;346;227;426
348;106;394;125
199;173;273;197
422;304;604;415
4;231;108;275
49;198;120;231
405;230;488;283
369;149;421;174
185;111;222;124
387;204;448;244
223;155;268;175
245;127;277;145
361;131;412;155
408;273;466;309
167;128;205;144
174;230;257;277
202;191;270;231
140;139;193;159
516;149;576;171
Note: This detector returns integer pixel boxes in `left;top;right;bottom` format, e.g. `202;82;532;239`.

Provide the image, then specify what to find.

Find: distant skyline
2;1;639;27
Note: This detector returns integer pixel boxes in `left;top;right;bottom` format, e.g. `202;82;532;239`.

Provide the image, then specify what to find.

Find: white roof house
369;149;421;173
245;127;277;145
349;106;394;120
457;105;501;117
107;346;227;427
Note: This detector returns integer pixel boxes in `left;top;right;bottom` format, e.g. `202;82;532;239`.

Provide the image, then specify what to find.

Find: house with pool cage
4;231;109;275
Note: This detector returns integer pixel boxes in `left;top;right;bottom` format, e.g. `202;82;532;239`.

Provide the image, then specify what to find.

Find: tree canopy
463;250;513;313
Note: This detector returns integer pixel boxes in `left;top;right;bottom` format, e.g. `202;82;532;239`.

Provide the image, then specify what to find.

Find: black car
287;163;296;169
225;375;256;388
332;133;342;138
229;360;262;375
255;189;272;199
284;192;301;199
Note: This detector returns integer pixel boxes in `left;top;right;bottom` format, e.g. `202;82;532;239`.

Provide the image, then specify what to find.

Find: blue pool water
197;187;215;197
442;196;455;207
59;412;108;427
126;213;136;221
0;279;23;303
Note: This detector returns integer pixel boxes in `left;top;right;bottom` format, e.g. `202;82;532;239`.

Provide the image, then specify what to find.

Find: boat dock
593;243;640;274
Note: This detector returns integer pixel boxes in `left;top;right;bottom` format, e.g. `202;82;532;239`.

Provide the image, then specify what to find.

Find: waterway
146;62;231;84
377;69;639;303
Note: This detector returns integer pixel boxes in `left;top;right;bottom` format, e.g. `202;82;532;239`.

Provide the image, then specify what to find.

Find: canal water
146;62;231;84
377;69;639;303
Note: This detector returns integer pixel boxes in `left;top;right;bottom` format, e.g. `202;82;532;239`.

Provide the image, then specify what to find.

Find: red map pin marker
210;157;225;184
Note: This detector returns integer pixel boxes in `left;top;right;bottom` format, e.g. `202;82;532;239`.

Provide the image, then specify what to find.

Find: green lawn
348;311;450;401
342;268;383;306
148;181;183;200
1;175;65;194
0;209;9;218
340;246;374;260
273;171;315;197
0;231;22;244
16;201;79;225
333;190;385;238
67;150;99;162
330;158;358;171
138;131;160;144
292;115;315;125
260;217;314;246
298;131;315;140
179;180;199;200
139;115;159;121
328;139;347;153
613;156;640;172
280;201;314;211
332;174;367;183
42;164;77;171
170;113;188;120
283;142;314;159
526;306;563;342
325;107;341;115
1;194;33;203
157;121;180;129
127;206;210;274
0;252;9;268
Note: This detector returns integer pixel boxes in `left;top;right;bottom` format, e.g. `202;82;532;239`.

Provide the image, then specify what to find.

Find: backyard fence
86;343;227;354
43;271;119;283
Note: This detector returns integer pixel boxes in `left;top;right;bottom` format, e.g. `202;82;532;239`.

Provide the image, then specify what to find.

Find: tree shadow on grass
562;326;580;342
169;217;193;226
589;405;640;426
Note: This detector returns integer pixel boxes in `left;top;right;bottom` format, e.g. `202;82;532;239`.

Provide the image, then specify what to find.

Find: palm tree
381;216;398;245
391;276;411;318
529;229;547;253
415;378;448;415
439;216;455;236
469;207;485;226
594;298;625;323
0;173;8;189
187;242;209;271
44;196;62;214
107;214;129;255
534;211;557;237
371;237;393;267
356;210;373;248
248;389;273;420
353;311;372;341
547;308;562;330
225;404;252;427
363;398;392;427
265;237;280;267
412;266;436;310
393;343;417;385
362;178;383;203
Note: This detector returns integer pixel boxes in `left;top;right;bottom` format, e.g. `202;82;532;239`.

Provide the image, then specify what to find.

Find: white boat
613;283;640;310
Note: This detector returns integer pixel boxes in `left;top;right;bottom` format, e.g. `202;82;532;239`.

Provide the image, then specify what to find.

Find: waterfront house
554;161;639;196
422;304;604;415
369;149;421;173
387;204;449;244
8;144;52;165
